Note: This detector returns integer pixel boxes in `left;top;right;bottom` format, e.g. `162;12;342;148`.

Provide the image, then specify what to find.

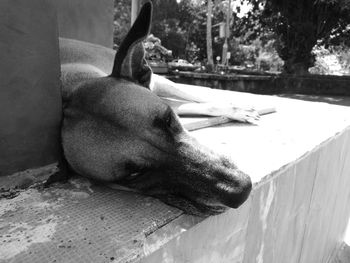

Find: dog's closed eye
159;109;183;133
153;107;173;131
165;112;172;128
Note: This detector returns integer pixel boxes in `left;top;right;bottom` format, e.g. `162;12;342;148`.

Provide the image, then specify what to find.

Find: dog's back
60;38;114;73
60;38;115;99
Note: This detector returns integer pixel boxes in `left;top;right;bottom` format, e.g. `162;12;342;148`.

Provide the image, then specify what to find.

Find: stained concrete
0;0;61;177
0;176;183;263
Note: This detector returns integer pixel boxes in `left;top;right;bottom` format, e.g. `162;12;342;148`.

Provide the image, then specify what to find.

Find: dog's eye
153;108;176;133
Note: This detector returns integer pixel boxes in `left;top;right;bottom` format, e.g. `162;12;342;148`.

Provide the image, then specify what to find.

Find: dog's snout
215;173;252;208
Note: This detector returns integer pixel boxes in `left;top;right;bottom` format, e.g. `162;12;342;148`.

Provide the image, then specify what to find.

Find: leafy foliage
150;0;203;60
248;0;350;74
113;0;350;75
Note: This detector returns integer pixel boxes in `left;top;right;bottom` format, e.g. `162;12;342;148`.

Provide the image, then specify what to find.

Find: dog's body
60;3;252;216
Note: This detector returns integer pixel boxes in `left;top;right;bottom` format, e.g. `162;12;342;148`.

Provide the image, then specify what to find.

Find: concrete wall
0;0;62;178
0;0;114;182
169;72;350;96
143;130;350;263
141;90;350;263
52;0;114;48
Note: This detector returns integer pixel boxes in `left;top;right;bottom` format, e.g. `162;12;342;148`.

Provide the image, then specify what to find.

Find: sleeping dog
60;2;252;216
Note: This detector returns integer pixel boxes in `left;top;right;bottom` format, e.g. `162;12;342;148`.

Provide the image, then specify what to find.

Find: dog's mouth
118;179;229;216
152;193;229;216
117;164;251;217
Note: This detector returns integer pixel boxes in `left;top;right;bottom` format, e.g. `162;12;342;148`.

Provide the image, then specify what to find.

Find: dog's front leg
151;74;202;102
151;74;262;123
174;101;260;124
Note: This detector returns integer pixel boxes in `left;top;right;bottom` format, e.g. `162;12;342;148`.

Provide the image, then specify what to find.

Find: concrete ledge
1;91;350;262
141;89;350;262
168;71;350;96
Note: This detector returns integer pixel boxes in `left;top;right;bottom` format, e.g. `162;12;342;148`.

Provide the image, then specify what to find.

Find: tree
150;0;189;58
206;0;215;71
114;0;243;67
113;0;131;48
250;0;350;74
177;1;206;61
152;0;217;63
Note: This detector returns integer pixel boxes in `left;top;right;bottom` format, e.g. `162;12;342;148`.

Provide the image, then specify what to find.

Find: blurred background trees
114;0;350;75
253;0;350;74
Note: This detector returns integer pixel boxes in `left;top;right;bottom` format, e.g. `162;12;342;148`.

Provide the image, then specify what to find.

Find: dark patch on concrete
0;163;58;192
331;242;350;263
0;188;20;199
278;94;350;107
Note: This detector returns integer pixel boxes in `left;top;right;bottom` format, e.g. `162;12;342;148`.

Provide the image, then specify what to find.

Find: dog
60;2;252;216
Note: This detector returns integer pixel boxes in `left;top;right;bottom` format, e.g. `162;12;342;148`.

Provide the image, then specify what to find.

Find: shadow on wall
0;0;114;187
51;0;113;48
278;94;350;107
0;0;61;179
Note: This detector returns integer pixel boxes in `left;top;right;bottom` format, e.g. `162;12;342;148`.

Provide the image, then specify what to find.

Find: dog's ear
110;2;152;89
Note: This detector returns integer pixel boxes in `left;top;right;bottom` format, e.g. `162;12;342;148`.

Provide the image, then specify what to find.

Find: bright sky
232;0;253;18
176;0;253;18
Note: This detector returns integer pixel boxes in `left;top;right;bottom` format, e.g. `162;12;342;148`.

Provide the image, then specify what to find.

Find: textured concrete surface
0;177;184;263
0;0;62;177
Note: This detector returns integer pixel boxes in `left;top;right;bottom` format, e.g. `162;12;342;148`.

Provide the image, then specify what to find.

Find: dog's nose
216;173;252;208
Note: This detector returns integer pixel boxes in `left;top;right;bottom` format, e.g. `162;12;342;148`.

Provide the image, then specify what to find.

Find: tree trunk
275;28;317;75
282;59;312;75
206;0;214;72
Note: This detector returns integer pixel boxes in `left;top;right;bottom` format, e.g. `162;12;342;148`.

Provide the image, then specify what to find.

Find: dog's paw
223;106;260;124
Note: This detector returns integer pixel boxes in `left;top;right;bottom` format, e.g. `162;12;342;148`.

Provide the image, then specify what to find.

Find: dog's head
62;2;251;216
